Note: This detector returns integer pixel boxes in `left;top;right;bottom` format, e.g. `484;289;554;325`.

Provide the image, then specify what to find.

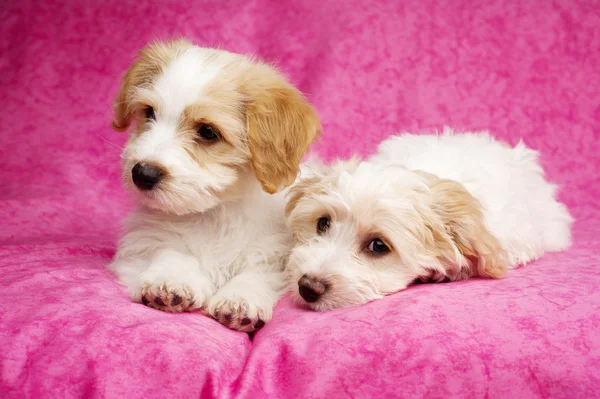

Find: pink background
1;0;599;397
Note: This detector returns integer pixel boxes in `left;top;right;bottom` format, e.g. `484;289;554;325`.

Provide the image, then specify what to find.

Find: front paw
207;295;270;333
140;282;201;312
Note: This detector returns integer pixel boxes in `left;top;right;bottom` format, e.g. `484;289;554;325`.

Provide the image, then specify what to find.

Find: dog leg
135;249;212;312
207;270;285;332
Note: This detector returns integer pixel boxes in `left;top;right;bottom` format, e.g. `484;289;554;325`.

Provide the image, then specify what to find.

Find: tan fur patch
181;101;246;150
285;174;324;217
428;178;508;279
111;39;193;132
241;63;322;193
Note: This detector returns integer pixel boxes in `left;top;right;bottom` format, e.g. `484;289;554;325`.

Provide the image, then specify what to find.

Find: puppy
286;129;573;311
109;40;321;331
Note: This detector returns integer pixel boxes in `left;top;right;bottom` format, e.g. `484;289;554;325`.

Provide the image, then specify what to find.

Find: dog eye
367;238;390;254
317;216;330;235
197;124;220;142
145;106;155;120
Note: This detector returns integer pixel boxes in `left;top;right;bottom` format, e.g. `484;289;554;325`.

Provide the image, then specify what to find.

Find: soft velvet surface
1;0;599;398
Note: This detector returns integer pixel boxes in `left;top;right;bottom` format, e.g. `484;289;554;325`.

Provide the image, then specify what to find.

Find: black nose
132;163;163;191
298;275;328;303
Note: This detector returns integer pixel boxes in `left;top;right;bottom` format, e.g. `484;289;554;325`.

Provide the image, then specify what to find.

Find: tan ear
285;173;323;217
428;177;507;279
244;65;321;194
111;39;192;132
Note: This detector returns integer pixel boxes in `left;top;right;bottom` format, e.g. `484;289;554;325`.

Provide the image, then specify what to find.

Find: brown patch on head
180;101;245;150
241;63;322;193
111;39;193;132
426;177;507;279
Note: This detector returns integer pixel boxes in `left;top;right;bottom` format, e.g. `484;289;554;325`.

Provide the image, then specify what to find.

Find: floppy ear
111;39;192;132
428;177;507;279
285;173;323;217
244;65;322;194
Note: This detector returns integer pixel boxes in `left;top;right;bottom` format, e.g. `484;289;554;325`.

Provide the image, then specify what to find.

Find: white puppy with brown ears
286;129;573;311
109;40;320;331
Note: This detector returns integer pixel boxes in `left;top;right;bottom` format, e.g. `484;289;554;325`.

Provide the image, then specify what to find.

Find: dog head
112;40;321;214
285;160;507;311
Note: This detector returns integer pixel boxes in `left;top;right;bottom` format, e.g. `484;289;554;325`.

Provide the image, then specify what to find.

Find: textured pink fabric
1;0;599;398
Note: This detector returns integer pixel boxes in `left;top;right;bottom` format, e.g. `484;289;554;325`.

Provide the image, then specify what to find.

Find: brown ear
428;177;507;279
244;65;321;194
111;39;192;132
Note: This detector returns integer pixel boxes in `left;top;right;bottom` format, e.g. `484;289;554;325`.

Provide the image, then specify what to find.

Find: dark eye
317;216;330;235
197;124;220;142
367;238;390;254
145;106;155;120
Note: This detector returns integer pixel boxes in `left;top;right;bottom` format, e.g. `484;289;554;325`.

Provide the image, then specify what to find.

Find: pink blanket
2;0;599;397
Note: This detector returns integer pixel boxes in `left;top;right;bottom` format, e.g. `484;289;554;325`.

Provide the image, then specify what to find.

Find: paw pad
140;284;196;312
208;298;270;332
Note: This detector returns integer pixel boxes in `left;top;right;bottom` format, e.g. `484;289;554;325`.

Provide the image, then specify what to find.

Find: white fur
286;128;573;311
370;128;573;265
112;179;290;328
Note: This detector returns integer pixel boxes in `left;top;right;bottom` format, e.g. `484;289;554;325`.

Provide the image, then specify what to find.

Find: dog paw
207;296;270;332
139;282;201;312
414;270;450;284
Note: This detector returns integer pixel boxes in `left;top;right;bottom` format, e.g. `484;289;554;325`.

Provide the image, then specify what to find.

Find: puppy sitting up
109;40;321;331
286;129;573;311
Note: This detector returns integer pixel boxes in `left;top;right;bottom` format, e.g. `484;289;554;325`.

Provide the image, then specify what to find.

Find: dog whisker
93;131;123;152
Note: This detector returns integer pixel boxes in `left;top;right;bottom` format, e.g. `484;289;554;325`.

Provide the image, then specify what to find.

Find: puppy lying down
286;129;573;311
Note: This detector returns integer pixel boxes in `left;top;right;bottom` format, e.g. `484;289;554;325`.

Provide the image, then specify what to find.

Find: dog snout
298;274;328;303
132;162;163;191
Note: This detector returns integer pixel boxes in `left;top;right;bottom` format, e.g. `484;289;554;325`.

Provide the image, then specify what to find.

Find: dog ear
285;157;361;217
111;39;192;132
244;66;321;194
427;177;507;279
285;173;323;217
